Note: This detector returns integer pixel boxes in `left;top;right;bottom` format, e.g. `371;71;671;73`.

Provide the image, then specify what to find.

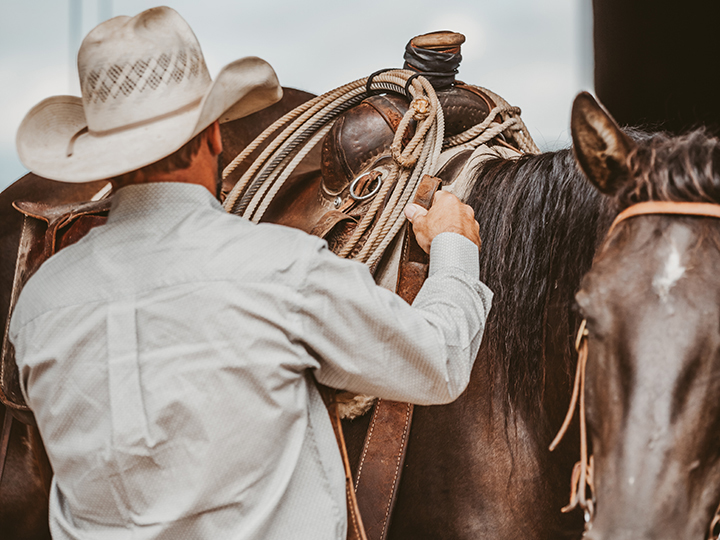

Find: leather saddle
255;83;505;265
0;197;111;425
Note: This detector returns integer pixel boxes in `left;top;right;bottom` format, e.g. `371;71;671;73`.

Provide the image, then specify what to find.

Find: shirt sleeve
296;232;493;405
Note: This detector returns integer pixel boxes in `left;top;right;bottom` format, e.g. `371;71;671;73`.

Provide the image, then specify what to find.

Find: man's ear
571;92;636;195
207;121;223;157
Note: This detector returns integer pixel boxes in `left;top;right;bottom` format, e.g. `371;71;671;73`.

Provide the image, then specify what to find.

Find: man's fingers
404;203;428;222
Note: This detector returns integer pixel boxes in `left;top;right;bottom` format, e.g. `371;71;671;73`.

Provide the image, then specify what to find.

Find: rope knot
507;105;522;117
410;97;430;120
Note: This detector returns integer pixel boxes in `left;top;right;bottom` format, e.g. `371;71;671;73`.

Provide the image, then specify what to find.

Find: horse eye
572;298;585;318
575;289;592;315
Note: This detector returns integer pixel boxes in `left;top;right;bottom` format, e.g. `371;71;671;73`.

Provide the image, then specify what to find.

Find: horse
384;141;616;539
569;91;720;539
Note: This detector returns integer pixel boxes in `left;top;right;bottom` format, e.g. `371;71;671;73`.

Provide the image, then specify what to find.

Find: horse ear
571;92;636;194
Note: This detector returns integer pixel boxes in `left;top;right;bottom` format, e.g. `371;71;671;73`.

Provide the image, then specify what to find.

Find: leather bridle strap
0;410;12;487
550;200;720;532
549;319;594;521
607;201;720;237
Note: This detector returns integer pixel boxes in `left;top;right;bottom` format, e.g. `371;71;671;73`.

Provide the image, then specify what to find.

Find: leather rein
549;200;720;536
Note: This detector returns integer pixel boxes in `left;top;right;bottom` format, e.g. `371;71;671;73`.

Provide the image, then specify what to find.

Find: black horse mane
466;147;616;423
618;128;720;207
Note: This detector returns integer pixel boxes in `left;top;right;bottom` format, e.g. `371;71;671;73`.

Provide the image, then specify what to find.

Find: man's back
11;7;492;538
11;183;349;539
10;182;491;539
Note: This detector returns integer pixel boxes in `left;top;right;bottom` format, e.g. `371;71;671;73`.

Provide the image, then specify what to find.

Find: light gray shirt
9;183;492;540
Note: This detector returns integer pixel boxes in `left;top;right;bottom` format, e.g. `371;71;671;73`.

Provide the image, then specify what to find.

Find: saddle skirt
0;196;111;424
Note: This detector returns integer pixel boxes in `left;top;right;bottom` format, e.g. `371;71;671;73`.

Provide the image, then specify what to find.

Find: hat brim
16;56;282;183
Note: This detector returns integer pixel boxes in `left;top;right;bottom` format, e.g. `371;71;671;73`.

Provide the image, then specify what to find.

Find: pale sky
0;0;593;189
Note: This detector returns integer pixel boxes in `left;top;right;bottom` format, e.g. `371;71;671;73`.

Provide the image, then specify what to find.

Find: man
11;6;492;540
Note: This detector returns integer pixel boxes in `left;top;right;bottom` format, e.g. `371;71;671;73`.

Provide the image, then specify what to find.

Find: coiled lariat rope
444;85;539;154
222;71;537;268
222;70;444;268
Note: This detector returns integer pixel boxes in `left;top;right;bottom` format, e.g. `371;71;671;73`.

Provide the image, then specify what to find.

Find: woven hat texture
16;6;282;183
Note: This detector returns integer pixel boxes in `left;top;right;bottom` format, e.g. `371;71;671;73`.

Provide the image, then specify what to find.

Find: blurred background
0;0;594;189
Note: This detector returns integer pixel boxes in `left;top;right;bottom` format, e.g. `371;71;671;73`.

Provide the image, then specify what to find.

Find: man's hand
404;191;481;254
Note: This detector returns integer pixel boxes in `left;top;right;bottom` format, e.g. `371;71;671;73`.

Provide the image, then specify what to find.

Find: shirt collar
107;182;223;224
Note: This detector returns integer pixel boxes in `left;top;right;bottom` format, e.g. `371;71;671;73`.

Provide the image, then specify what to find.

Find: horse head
572;91;720;539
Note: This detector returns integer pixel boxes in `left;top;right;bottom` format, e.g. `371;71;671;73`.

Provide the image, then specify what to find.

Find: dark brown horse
384;143;616;539
571;92;720;539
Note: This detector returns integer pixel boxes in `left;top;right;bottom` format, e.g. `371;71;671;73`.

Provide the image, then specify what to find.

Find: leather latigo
0;198;110;421
355;400;413;540
354;174;441;540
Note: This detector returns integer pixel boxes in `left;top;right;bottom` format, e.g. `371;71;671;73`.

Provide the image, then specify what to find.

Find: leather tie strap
317;384;369;540
354;174;442;540
0;411;12;488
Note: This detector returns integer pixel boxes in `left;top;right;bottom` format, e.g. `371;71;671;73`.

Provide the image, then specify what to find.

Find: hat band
88;96;203;136
67;96;203;157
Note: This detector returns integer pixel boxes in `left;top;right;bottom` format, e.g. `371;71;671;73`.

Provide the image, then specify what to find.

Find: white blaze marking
652;244;685;301
628;476;635;486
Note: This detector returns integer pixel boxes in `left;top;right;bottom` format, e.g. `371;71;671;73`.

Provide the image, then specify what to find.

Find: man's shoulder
9;250;87;336
216;214;326;258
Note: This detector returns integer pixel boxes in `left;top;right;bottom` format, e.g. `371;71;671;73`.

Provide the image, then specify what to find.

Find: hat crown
77;7;212;132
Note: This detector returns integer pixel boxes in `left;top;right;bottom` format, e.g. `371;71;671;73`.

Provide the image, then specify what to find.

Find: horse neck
468;150;616;431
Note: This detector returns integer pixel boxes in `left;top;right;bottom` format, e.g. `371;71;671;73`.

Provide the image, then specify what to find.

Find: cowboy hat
16;6;283;183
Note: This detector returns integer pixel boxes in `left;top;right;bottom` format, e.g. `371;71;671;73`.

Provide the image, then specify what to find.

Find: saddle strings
550;202;720;535
549;319;595;524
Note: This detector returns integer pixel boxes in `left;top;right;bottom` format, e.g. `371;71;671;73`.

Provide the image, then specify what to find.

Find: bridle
549;200;720;537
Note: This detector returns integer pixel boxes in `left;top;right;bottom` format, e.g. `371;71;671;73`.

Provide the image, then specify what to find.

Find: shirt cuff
428;232;480;278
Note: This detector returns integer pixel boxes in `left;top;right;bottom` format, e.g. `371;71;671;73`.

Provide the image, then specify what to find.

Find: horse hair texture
618;128;720;207
466;148;616;424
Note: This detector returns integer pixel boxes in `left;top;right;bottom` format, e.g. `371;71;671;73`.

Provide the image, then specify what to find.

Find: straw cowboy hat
16;6;283;183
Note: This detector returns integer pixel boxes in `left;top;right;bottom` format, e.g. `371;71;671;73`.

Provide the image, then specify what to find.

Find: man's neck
111;122;223;198
111;153;219;197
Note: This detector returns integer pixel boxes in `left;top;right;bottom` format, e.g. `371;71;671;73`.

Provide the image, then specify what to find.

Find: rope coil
222;70;445;267
221;71;537;269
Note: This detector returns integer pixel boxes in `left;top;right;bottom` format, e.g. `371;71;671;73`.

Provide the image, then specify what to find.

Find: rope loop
404;73;423;97
365;68;396;97
222;69;444;267
220;70;538;268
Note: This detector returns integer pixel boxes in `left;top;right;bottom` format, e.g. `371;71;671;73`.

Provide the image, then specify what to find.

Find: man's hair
112;126;209;185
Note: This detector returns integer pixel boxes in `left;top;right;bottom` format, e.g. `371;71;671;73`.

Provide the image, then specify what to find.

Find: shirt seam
12;276;293;333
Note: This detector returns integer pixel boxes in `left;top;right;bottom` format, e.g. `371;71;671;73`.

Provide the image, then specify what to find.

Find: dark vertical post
593;0;720;134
